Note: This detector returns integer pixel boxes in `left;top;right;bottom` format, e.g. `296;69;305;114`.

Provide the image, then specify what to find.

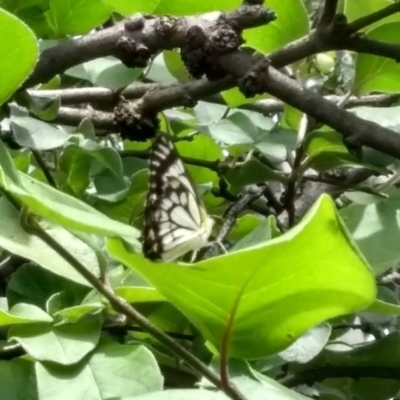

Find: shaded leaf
340;189;400;275
0;197;100;286
35;341;163;399
0;303;52;327
0;359;35;400
0;139;140;244
6;263;89;309
10;315;102;365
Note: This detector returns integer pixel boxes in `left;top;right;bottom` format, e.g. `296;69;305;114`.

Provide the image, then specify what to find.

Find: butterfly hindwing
142;134;213;262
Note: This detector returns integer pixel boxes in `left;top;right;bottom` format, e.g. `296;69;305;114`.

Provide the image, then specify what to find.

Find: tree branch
316;0;339;27
348;2;400;33
23;5;275;87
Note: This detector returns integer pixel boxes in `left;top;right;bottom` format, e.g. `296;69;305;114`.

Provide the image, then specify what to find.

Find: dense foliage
0;0;400;399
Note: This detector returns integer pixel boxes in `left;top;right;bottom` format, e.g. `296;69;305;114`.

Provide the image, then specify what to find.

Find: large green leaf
0;8;38;105
59;143;126;198
6;263;89;308
46;0;111;37
340;188;400;275
108;194;376;359
0;197;100;286
0;0;53;36
243;0;308;54
0;303;53;327
0;139;140;244
10;315;102;365
35;341;163;399
353;22;400;95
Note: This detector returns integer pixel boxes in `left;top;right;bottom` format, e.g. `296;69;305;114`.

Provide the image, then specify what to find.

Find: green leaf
354;22;400;95
10;315;102;365
108;194;376;359
123;374;307;400
0;197;101;286
153;0;237;15
221;87;269;108
279;324;331;364
230;217;277;252
360;286;398;324
46;0;111;37
349;106;400;166
225;158;286;189
344;0;400;30
35;341;163;399
11;115;69;150
0;303;53;327
340;189;400;275
0;0;53;36
196;111;295;163
244;0;308;54
94;169;148;225
0;139;140;244
0;8;38;105
131;390;225;400
115;287;166;304
291;332;400;400
7;263;89;309
197;111;258;146
304;130;385;171
103;0;159;15
228;214;265;242
0;359;35;400
367;299;400;315
175;134;222;185
66;57;143;90
59;143;126;197
53;303;104;323
163;50;192;82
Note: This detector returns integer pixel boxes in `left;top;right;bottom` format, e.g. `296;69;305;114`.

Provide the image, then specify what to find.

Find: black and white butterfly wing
142;134;214;262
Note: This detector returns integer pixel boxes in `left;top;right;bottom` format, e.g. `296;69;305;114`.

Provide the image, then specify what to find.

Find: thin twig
202;187;265;259
283;114;311;227
316;0;339;27
348;2;400;33
31;150;57;188
16;204;248;400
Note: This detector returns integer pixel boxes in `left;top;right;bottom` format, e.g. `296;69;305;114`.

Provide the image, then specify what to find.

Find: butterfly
142;134;214;262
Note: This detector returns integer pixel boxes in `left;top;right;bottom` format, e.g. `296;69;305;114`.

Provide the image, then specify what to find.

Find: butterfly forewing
142;134;213;261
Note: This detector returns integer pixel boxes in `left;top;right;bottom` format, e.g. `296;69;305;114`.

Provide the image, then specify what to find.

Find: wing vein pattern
142;134;213;262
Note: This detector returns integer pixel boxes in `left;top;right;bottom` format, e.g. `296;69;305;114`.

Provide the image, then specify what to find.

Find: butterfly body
142;134;214;262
